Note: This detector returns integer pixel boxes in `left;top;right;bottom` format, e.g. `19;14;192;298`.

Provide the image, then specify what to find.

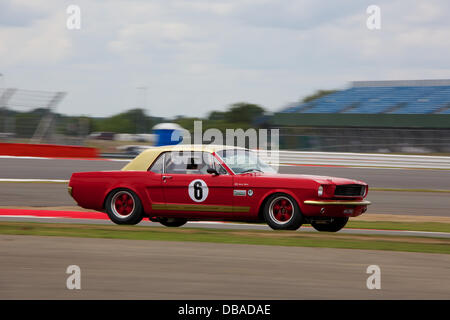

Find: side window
164;151;215;175
213;157;228;175
165;151;189;174
148;153;164;173
200;152;215;174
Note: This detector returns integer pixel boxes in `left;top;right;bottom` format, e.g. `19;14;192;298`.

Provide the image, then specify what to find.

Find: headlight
318;185;324;197
362;186;368;197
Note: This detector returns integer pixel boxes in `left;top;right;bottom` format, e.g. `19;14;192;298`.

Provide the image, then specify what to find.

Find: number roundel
188;179;209;202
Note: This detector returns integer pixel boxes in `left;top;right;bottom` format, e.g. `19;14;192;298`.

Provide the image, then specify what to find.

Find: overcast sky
1;0;449;117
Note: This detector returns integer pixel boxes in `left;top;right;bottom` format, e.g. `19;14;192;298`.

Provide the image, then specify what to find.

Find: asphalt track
1;156;449;300
0;182;449;217
0;156;449;189
1;214;449;238
1;235;448;299
0;157;449;218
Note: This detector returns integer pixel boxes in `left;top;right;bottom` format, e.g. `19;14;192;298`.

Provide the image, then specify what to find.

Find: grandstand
282;79;450;115
270;80;450;153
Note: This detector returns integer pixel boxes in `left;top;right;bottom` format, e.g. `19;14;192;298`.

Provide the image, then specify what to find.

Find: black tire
311;217;348;232
158;217;188;227
105;188;144;225
263;193;303;230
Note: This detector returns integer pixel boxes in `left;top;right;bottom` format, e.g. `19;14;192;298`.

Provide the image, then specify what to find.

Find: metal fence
2;87;450;154
0;87;70;144
278;127;450;153
257;150;450;169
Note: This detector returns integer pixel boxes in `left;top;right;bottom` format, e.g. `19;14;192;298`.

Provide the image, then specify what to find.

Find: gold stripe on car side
151;203;250;212
304;200;371;206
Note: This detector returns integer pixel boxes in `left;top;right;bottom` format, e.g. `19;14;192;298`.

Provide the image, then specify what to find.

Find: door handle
162;175;173;180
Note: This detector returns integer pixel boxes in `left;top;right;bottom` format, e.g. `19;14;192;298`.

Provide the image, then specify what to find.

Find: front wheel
311;217;348;232
263;193;303;230
105;189;144;225
158;217;188;227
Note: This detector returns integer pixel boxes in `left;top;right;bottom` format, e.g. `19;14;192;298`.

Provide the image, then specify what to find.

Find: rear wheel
263;193;303;230
158;217;188;227
311;217;348;232
105;189;144;225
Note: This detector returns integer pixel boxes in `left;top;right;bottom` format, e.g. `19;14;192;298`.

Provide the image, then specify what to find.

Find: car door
144;153;166;209
161;151;234;218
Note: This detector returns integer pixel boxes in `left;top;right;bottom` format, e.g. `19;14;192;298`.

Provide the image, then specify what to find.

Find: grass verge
345;221;450;233
0;221;449;254
227;219;450;233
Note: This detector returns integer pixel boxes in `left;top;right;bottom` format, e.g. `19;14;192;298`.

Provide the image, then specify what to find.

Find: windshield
217;149;276;174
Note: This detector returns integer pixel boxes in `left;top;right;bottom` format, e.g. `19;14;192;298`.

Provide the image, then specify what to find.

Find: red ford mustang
68;145;370;232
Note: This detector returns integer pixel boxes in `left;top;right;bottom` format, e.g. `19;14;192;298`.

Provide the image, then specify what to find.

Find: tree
208;111;226;121
93;108;154;133
225;103;265;123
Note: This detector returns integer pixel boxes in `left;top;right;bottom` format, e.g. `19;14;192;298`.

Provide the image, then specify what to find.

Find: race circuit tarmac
0;156;449;189
1;215;449;238
1;235;448;299
0;156;449;217
0;182;449;216
1;157;449;300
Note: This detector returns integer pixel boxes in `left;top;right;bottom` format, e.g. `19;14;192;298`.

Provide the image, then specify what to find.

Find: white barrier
104;148;450;170
257;151;450;169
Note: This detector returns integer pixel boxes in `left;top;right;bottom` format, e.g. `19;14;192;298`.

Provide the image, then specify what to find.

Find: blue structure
152;123;185;146
281;80;450;114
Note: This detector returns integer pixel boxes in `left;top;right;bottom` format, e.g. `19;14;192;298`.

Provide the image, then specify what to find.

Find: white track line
0;155;54;160
0;155;130;162
14;217;450;237
1;216;448;237
0;179;69;183
278;164;408;170
0;155;430;170
1;155;446;170
0;215;57;219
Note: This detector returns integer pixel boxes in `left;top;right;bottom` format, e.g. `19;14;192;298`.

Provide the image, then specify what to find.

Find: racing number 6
188;179;209;202
193;181;203;200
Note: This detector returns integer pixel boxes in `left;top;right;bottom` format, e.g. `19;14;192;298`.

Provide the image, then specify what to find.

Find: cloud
171;1;235;16
0;10;72;66
1;0;449;117
0;0;48;27
109;21;197;54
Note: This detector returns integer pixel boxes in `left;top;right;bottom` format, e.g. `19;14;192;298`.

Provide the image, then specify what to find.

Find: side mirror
207;167;219;175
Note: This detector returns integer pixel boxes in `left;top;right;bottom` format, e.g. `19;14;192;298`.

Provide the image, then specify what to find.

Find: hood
245;172;367;186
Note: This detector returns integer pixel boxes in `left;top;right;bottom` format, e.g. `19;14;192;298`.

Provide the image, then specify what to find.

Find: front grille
335;184;365;197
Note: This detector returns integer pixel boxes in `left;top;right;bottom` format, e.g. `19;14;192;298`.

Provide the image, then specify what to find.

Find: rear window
148;154;164;173
164;151;214;175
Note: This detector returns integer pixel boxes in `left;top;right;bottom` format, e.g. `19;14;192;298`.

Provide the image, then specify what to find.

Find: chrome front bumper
304;200;371;206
